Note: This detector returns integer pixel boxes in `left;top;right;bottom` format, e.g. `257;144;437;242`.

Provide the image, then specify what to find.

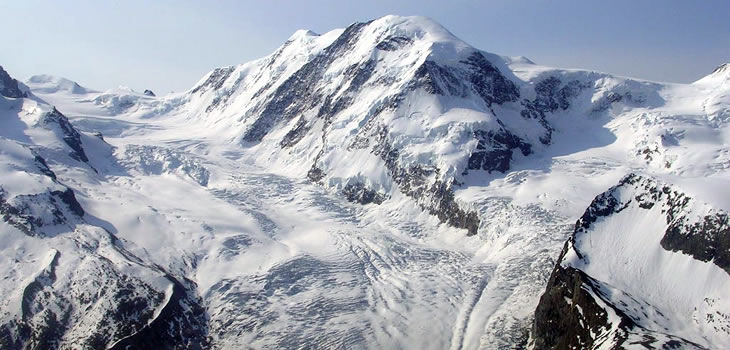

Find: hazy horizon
2;0;728;94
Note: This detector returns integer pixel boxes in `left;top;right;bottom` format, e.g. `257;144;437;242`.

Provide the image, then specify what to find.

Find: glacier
1;15;729;349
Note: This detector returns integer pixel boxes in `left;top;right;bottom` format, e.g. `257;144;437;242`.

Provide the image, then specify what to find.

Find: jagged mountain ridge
2;15;729;350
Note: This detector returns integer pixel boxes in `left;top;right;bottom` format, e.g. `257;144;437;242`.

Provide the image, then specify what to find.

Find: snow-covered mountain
1;15;729;349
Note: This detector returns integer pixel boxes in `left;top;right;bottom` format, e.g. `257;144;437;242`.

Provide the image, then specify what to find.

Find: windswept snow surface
3;16;729;349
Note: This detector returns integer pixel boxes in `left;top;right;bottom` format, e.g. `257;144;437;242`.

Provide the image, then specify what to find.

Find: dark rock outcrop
375;35;413;51
1;255;208;350
143;89;156;97
520;76;589;144
711;63;729;75
532;249;613;350
33;153;57;180
408;60;466;96
41;107;89;163
109;277;208;350
532;174;726;349
405;51;520;107
461;52;520;107
662;213;730;273
371;127;480;235
0;65;27;98
0;187;85;237
533;248;706;350
242;21;372;143
466;128;532;174
342;183;387;205
191;66;235;96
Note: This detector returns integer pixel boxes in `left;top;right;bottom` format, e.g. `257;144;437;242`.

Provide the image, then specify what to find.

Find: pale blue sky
2;0;728;93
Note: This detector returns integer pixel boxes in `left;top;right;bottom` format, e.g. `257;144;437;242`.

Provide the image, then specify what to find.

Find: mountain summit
2;15;730;350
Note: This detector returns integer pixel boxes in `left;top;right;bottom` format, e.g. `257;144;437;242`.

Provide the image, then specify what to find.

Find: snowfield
1;15;729;350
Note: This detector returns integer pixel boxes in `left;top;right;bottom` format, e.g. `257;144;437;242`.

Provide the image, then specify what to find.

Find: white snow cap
693;62;730;85
287;29;320;41
26;74;91;94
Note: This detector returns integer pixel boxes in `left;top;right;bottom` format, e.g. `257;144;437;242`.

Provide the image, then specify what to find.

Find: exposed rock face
375;35;413;51
191;66;235;96
241;21;373;143
466;128;532;174
661;208;730;273
0;66;26;98
461;52;520;107
342;183;387;205
41;107;90;163
532;174;729;349
143;89;156;96
0;187;84;237
520;77;589;144
402;51;520;108
0;149;84;238
108;277;208;350
0;173;209;350
369;126;481;235
533;255;707;350
622;175;729;273
0;245;209;350
532;258;611;350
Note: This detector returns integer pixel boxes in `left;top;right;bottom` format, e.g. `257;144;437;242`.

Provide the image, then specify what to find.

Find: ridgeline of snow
26;74;92;95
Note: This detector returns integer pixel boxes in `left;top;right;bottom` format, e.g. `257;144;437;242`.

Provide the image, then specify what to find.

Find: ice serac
532;174;730;350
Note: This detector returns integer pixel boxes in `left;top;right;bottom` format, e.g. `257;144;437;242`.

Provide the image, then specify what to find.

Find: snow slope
533;174;730;349
2;15;729;349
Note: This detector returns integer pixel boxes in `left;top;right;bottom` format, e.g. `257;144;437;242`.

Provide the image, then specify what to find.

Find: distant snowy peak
502;55;535;65
368;15;471;51
26;74;92;94
25;75;162;118
287;29;320;41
